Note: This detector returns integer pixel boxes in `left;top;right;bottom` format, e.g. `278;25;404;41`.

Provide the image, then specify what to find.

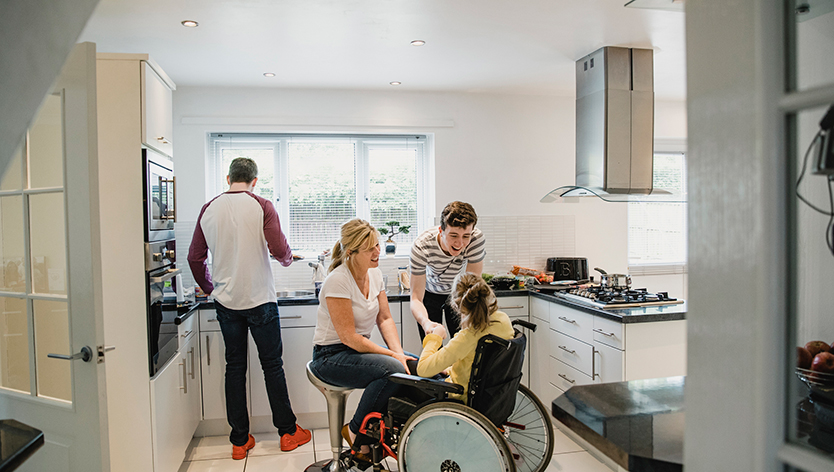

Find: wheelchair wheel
398;402;515;472
503;385;554;472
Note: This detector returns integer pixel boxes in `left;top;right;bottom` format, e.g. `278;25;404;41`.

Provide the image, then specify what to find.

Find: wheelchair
340;319;554;472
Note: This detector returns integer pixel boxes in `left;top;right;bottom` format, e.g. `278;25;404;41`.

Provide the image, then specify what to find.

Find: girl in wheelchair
416;272;515;400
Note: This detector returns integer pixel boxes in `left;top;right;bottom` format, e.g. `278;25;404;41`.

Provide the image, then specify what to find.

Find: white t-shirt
313;264;385;346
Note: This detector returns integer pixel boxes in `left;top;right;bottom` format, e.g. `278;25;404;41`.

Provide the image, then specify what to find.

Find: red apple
810;352;834;375
798;346;813;370
805;341;830;358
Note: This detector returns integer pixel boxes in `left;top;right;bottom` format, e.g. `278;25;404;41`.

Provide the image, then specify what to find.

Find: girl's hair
329;219;379;273
450;272;497;332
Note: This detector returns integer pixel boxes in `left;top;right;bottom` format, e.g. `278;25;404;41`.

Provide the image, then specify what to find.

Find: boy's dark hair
228;157;258;184
440;201;478;230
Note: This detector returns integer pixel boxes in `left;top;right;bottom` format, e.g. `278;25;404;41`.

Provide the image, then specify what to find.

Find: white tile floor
178;426;613;472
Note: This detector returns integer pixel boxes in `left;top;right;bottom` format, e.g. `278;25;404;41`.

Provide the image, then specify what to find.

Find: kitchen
0;1;832;472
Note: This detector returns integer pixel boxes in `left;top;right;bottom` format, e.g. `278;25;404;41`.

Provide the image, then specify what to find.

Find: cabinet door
593;341;625;384
150;351;189;472
549;329;594;376
250;326;325;417
496;296;529;317
530;296;550;323
200;331;226;420
401;302;423;355
183;334;202;437
141;61;173;157
528;312;550;399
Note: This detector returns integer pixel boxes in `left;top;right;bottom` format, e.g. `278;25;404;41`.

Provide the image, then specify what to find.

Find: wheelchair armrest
389;373;464;400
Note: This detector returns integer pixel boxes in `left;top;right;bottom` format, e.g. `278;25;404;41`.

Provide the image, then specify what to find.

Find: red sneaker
280;424;312;451
231;434;255;460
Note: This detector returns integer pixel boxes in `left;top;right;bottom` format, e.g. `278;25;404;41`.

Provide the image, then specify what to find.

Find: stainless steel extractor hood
543;46;679;202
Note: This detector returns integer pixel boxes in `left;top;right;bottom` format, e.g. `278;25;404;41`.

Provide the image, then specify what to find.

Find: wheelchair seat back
467;328;526;427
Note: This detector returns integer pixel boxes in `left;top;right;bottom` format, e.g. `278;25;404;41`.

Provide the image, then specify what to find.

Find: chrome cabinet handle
498;305;524;310
48;346;93;362
558;345;576;355
206;336;211;366
558;373;576;384
97;345;116;364
179;359;187;393
156;136;172;145
188;347;195;379
181;330;193;338
149;268;181;284
594;328;615;337
279;315;302;319
558;316;576;324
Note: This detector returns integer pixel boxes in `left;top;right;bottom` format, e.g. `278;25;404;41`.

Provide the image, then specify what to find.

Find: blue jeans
310;343;412;434
216;302;297;445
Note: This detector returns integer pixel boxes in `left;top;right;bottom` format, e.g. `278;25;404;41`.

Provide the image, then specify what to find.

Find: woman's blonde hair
329;219;379;273
450;272;497;332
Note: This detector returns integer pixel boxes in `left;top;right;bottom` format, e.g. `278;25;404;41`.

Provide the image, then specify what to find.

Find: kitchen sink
276;290;316;299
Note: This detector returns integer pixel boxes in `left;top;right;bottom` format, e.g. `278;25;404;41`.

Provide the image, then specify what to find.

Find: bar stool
305;360;354;472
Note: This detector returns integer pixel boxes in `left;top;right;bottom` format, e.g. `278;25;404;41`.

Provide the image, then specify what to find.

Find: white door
0;42;108;472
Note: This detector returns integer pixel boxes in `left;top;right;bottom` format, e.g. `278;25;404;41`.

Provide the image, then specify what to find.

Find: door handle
557;345;576;355
593;328;615;337
558;316;576;324
206;336;211;366
149;268;181;284
558;373;576;384
48;346;93;362
188;347;195;379
498;305;524;310
179;359;187;393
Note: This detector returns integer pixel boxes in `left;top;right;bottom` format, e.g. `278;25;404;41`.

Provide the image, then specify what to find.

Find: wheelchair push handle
512;319;537;332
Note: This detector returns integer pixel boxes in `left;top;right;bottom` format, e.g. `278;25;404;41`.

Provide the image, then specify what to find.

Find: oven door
144;149;176;242
147;266;181;376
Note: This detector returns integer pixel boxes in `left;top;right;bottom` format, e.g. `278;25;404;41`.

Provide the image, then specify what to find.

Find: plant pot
384;238;397;255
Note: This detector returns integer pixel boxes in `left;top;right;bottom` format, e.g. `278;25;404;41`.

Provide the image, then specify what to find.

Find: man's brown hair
440;201;478;230
228;157;258;184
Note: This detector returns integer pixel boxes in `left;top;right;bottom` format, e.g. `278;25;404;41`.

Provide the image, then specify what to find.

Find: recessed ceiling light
410;40;426;46
389;81;402;86
181;20;199;27
264;73;276;77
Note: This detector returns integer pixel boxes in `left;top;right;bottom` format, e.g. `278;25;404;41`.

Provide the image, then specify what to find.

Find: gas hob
555;287;684;310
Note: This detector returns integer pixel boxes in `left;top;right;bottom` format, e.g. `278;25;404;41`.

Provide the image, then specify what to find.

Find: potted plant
378;221;411;255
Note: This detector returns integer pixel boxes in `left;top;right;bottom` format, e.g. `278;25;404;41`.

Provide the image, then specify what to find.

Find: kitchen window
627;151;688;271
208;133;430;256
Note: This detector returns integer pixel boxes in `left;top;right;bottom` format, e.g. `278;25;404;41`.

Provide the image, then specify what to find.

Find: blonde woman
416;272;514;401
309;219;416;450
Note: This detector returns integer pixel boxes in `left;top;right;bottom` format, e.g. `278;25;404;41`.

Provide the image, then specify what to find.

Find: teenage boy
188;157;311;459
409;201;485;340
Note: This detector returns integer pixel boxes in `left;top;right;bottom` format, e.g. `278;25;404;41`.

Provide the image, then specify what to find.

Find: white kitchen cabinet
528;297;551;399
141;61;174;157
593;341;625;384
150;331;198;472
198;309;250;421
496;296;529;318
401;301;422;355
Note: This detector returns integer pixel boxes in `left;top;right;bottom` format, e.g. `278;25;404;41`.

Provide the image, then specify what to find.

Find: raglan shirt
187;191;292;310
416;310;514;401
409;227;486;295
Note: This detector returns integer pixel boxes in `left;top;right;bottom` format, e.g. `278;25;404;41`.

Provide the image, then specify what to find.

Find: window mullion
276;139;289;221
356;139;369;220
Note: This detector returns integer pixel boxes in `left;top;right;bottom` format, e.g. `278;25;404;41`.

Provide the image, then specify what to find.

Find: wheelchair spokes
502;385;554;472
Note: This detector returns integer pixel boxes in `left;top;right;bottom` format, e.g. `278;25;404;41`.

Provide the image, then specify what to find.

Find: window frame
209;133;432;256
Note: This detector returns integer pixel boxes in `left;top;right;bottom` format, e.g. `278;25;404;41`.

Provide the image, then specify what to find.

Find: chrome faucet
309;253;327;284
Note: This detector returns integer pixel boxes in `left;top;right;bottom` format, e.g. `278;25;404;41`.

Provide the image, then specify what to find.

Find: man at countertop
409;201;486;340
187;157;311;460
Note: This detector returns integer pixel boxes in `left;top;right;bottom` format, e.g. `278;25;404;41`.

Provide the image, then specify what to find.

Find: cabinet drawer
549;357;594;391
530;296;550;322
199;309;221;332
497;296;528;318
550;303;593;344
276;304;318;328
593;316;625;350
549;330;593;375
178;312;197;348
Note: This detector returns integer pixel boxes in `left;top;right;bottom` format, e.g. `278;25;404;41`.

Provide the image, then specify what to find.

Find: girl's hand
392;351;418;374
430;325;448;340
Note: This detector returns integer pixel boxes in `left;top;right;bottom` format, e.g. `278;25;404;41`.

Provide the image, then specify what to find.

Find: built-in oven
143;149;177;242
146;239;180;376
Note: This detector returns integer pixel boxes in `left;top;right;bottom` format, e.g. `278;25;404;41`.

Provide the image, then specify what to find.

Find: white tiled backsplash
175;214;576;292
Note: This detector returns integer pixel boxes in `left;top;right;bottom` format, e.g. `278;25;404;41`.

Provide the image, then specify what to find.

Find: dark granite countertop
551;376;684;472
530;291;687;323
0;419;44;471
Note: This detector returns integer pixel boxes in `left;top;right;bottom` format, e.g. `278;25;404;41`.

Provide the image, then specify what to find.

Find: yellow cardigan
416;311;514;402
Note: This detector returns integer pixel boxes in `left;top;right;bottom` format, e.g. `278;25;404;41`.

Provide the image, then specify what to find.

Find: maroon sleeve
250;193;292;267
187;202;214;294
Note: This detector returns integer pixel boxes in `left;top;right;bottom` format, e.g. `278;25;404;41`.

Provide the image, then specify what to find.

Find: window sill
627;263;688;276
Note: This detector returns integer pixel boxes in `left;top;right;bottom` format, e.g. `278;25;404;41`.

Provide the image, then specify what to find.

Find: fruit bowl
796;368;834;404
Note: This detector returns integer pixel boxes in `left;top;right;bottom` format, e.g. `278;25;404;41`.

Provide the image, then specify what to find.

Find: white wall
172;87;686;296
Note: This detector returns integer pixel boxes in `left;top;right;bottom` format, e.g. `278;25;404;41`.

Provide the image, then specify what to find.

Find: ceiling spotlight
410;40;426;46
181;20;199;27
389;81;402;86
263;72;276;77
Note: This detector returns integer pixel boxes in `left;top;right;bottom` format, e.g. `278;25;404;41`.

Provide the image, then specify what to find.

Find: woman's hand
429;324;448;339
392;351;418;374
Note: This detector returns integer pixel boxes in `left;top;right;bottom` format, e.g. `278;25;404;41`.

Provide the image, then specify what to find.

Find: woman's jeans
310;343;413;434
216;301;297;446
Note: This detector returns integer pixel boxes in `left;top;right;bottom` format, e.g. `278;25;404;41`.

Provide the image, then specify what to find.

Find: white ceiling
78;0;687;99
